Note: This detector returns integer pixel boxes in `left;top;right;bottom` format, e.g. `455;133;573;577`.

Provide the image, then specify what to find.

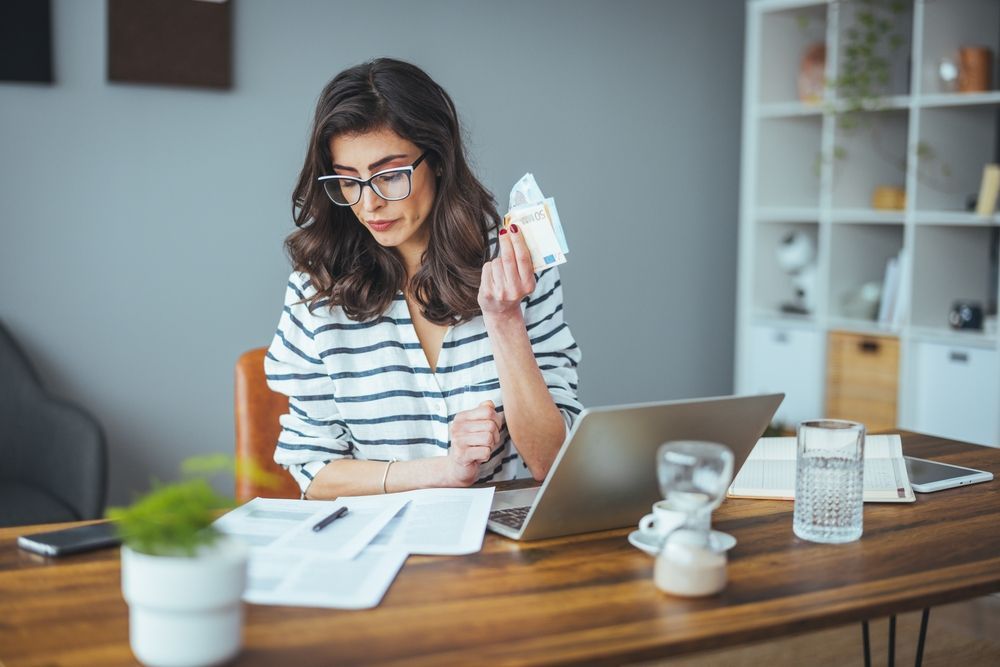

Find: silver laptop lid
506;393;782;541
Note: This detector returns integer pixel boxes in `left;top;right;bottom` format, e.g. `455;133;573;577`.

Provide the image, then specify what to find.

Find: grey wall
0;0;745;505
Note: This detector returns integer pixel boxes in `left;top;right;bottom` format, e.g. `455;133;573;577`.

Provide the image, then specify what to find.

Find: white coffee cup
638;500;687;540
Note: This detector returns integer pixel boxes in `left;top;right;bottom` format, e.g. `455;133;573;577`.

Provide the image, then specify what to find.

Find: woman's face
329;128;436;260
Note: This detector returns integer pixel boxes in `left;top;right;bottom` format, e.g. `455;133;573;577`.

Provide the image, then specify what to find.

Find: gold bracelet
381;459;396;494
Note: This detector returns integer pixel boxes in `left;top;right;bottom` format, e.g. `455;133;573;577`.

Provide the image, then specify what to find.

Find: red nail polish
499;228;508;236
510;224;519;234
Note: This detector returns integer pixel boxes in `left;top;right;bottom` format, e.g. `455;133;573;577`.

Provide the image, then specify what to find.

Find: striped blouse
264;266;582;495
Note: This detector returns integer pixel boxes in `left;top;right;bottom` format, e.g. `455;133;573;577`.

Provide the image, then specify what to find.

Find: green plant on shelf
803;1;955;192
914;140;955;191
830;0;908;129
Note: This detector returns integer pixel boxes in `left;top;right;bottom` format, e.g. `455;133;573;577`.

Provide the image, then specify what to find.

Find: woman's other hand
479;225;535;322
444;400;504;486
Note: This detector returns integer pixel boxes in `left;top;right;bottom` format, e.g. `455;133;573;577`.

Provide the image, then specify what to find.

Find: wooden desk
2;432;999;666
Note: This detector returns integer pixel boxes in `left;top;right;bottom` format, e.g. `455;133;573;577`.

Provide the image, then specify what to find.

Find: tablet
903;456;993;493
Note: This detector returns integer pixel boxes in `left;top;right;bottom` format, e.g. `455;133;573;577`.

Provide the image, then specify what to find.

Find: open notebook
728;434;916;503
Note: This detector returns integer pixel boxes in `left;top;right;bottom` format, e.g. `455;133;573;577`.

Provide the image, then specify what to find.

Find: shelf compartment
919;91;1000;109
745;323;825;427
757;206;821;222
914;105;999;213
830;109;909;209
750;312;817;328
826;317;900;337
920;0;1000;97
910;225;999;330
910;340;999;447
756;1;829;10
825;330;899;432
758;3;829;106
756;116;824;208
830;208;906;224
758;101;825;118
753;221;820;318
828;223;904;322
908;325;999;349
914;210;1000;226
828;95;912;112
835;0;914;99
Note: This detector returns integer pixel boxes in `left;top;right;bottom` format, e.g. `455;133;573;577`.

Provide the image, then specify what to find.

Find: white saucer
628;530;737;556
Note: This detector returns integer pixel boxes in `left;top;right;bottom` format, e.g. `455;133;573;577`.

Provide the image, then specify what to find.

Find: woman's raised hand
444;400;504;487
478;225;535;321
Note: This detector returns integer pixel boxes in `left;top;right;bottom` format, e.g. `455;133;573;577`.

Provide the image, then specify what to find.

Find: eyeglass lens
325;170;412;206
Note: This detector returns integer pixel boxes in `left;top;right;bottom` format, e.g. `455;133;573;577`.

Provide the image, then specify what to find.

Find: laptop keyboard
489;506;530;530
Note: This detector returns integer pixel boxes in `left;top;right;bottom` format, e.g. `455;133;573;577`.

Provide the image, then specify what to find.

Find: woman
265;58;581;499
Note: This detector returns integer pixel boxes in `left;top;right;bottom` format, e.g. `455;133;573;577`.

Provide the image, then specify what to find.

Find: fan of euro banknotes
503;173;569;272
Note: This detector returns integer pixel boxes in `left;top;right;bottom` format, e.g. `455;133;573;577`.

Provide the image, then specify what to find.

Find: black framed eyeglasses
318;152;429;206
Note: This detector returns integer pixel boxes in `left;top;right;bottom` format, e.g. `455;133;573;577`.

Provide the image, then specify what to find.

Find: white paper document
364;486;495;555
242;546;408;609
214;495;408;561
213;486;495;609
728;434;915;503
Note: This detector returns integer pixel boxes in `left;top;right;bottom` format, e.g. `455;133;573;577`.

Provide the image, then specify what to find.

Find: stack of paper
727;434;915;503
214;487;495;609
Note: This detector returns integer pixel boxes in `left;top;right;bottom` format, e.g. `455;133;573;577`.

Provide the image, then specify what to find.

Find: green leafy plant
914;140;955;191
826;0;908;177
831;0;907;128
107;455;279;557
763;421;790;438
803;1;953;192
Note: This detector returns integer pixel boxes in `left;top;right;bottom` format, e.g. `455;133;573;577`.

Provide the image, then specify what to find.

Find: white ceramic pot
121;537;248;667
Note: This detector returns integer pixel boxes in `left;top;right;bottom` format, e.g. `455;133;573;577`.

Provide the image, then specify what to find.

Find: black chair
0;321;107;527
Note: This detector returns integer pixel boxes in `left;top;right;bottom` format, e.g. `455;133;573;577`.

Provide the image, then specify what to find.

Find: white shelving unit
737;0;1000;446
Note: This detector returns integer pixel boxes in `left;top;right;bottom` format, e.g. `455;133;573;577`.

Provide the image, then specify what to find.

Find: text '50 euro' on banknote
503;173;569;272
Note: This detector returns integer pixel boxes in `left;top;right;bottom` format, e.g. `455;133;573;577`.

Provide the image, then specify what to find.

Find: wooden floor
638;595;1000;666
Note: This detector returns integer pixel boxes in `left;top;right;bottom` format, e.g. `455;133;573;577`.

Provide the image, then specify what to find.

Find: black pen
312;506;349;532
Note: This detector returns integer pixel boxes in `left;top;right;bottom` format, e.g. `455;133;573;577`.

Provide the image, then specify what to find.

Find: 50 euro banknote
503;174;569;272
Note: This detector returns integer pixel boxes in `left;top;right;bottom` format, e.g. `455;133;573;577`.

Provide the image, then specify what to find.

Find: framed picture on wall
0;0;54;84
108;0;232;90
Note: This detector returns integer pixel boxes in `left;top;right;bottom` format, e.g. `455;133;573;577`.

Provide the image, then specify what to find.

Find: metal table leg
914;608;931;667
860;608;930;667
862;620;871;667
889;614;896;667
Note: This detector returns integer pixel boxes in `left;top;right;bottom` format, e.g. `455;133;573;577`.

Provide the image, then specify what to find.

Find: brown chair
234;348;301;502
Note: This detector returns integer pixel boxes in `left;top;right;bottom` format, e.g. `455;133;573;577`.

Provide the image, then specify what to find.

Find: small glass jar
653;528;727;597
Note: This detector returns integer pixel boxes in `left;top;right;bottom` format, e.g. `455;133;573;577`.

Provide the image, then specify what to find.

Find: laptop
487;393;783;540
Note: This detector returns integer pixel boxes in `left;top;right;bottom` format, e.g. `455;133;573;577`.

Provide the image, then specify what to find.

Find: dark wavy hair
287;58;500;324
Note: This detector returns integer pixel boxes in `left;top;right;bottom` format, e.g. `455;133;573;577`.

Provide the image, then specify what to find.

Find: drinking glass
793;419;865;543
655;441;734;549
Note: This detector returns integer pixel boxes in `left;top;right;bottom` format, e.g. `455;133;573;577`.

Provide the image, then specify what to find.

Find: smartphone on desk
17;522;121;557
903;456;993;493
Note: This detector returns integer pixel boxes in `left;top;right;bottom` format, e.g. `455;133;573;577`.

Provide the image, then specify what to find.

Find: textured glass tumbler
793;420;865;543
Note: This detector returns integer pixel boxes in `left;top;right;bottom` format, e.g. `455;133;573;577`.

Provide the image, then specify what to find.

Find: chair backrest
234;348;300;502
0;320;107;524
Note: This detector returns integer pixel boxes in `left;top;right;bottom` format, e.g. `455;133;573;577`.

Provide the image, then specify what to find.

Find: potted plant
107;455;274;667
803;2;954;193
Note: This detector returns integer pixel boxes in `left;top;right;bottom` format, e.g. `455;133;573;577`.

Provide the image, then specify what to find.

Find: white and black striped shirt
264;266;582;494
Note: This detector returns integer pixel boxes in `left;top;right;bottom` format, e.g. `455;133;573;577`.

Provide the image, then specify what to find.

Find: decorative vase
958;46;993;93
798;42;826;104
121;537;248;667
